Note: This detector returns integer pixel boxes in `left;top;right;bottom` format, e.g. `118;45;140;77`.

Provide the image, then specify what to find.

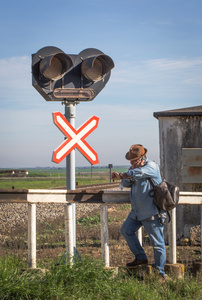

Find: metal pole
109;166;112;183
108;164;113;183
64;103;76;260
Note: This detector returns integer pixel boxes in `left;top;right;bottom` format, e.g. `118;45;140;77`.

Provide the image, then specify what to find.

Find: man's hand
111;172;121;180
111;172;131;180
130;157;146;169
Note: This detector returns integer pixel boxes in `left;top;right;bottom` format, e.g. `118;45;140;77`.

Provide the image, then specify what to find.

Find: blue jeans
120;212;166;276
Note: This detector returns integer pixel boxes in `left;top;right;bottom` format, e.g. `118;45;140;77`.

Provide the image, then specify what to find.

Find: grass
1;219;202;299
0;166;128;189
0;174;111;189
0;178;67;189
0;255;201;300
77;214;101;227
0;176;106;190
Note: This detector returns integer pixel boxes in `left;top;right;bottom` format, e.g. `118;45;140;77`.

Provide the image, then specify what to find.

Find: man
112;144;167;279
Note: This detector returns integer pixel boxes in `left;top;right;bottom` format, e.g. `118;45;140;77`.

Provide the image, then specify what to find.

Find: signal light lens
39;53;73;80
81;54;114;82
53;88;95;101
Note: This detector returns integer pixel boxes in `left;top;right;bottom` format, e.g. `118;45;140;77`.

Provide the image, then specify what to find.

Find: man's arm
111;172;131;180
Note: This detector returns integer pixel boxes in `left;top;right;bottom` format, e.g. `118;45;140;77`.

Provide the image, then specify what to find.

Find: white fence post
201;205;202;262
65;204;74;265
169;207;177;264
100;205;109;267
28;203;36;268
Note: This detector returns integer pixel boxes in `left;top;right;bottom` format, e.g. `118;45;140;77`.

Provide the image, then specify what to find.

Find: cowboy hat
125;144;147;161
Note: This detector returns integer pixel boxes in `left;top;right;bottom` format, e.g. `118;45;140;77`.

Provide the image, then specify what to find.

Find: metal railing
0;189;201;268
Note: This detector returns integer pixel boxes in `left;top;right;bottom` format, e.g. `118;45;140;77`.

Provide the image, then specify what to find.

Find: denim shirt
122;158;163;221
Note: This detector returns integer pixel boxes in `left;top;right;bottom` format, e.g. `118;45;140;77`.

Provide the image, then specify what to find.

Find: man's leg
142;218;166;276
120;212;147;261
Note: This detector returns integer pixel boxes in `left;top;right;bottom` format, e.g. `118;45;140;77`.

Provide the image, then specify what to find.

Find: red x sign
52;112;99;165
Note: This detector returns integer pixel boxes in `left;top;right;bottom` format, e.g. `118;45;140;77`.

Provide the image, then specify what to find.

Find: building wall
157;115;202;241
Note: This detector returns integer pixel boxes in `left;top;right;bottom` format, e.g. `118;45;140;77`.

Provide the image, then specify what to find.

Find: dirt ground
36;205;201;275
35;241;201;274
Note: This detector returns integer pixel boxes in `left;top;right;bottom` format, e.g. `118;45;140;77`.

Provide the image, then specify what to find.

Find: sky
0;0;202;169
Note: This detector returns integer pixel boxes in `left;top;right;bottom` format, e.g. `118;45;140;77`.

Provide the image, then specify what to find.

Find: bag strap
148;178;155;188
167;212;171;223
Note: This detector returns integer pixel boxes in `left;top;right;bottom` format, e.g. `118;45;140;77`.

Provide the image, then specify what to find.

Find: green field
0;167;128;189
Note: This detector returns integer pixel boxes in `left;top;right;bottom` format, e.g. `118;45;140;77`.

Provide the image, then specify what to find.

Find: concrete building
154;105;202;241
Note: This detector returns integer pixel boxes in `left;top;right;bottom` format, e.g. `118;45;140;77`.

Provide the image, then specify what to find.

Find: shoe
126;258;148;267
159;274;171;283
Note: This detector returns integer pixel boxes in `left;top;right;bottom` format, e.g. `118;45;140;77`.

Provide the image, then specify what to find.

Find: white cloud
111;57;202;86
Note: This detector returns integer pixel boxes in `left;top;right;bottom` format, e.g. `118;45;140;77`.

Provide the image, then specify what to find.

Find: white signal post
65;103;76;263
52;103;99;263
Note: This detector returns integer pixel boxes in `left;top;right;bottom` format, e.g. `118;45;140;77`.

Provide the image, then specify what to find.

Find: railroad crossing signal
52;112;99;164
32;46;114;102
